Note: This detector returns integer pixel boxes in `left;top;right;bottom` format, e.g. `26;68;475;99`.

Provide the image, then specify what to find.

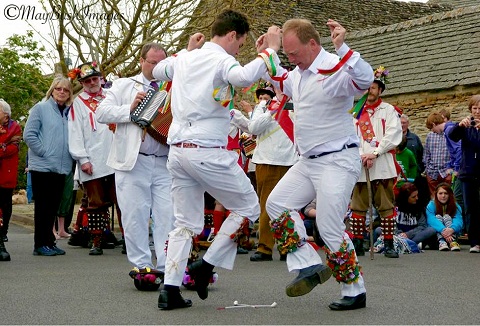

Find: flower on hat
68;61;102;81
374;66;389;84
80;62;100;78
68;67;81;80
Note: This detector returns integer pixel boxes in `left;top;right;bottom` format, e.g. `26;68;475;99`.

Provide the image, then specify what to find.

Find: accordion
130;89;172;145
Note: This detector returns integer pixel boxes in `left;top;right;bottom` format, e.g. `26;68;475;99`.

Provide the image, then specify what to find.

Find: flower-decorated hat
68;61;102;81
373;66;389;92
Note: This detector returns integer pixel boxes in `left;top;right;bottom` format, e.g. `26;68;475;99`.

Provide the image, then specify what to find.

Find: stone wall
383;85;480;142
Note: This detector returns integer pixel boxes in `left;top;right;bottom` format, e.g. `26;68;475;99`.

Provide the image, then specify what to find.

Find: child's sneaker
439;241;449;251
450;242;460;251
469;245;480;253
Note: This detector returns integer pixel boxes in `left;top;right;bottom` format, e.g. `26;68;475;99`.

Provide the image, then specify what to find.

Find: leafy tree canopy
0;30;52;122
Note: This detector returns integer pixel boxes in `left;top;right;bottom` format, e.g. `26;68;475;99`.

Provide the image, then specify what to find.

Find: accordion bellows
130;89;172;145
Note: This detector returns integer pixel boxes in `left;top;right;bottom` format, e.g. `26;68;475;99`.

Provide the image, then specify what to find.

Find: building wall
383;85;480;141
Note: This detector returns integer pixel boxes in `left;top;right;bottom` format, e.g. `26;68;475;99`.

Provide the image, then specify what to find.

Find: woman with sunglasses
24;76;75;256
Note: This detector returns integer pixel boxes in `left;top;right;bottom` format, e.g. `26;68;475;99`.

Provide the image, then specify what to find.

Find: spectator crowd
1;10;479;313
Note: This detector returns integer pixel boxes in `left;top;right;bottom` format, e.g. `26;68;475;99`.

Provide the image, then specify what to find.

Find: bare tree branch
40;0;268;79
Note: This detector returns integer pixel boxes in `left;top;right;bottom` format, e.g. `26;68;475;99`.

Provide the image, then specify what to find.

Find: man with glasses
68;62;122;256
97;43;175;291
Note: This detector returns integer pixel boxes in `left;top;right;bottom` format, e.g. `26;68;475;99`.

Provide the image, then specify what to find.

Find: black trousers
31;171;66;249
0;187;14;235
462;178;480;247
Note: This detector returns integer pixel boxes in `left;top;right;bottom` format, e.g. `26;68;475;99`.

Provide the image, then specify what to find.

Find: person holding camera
445;95;480;253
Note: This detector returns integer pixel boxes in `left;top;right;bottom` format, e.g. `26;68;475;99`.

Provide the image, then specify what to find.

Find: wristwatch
372;150;379;158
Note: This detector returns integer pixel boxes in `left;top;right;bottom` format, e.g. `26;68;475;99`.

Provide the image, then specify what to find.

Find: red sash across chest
74;92;106;131
357;99;382;144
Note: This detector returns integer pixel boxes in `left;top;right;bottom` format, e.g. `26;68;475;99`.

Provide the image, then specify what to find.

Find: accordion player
130;88;172;145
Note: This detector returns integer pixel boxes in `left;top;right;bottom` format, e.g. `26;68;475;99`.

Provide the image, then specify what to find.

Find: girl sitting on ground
395;182;436;248
426;183;463;251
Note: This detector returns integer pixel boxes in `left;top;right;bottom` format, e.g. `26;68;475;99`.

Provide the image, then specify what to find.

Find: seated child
426;183;463;251
394;182;436;246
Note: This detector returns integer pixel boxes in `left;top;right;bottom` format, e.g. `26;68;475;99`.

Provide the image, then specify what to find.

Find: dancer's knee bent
169;226;195;241
164;227;194;286
270;210;303;255
266;196;284;222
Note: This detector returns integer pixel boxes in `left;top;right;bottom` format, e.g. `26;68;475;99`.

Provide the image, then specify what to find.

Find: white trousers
266;148;366;297
115;155;174;271
164;146;260;286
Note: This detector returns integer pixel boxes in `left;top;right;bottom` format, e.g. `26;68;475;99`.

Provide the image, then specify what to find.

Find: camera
471;116;476;127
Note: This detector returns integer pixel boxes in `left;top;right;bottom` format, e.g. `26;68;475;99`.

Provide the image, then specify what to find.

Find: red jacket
0;119;22;189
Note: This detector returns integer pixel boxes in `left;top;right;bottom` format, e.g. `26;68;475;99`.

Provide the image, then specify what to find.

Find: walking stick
365;167;374;260
111;204;115;231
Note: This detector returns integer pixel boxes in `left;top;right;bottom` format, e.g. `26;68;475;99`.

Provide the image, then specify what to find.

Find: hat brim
78;71;102;81
255;89;275;99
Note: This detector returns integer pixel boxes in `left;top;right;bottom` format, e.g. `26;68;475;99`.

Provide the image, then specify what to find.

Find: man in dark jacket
445;95;480;253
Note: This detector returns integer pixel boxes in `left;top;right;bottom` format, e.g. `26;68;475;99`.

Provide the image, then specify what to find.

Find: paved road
2;215;480;325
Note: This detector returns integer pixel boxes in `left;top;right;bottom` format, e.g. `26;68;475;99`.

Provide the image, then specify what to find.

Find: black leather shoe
89;247;103;255
0;242;11;261
101;242;116;249
68;231;89;247
250;252;273;261
329;293;366;311
158;290;192;310
0;250;10;261
286;264;332;297
384;240;399;258
237;247;249;254
384;247;399;258
188;260;210;300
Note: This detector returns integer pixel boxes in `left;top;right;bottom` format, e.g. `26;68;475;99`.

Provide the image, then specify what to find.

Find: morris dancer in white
263;18;373;310
152;10;282;310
